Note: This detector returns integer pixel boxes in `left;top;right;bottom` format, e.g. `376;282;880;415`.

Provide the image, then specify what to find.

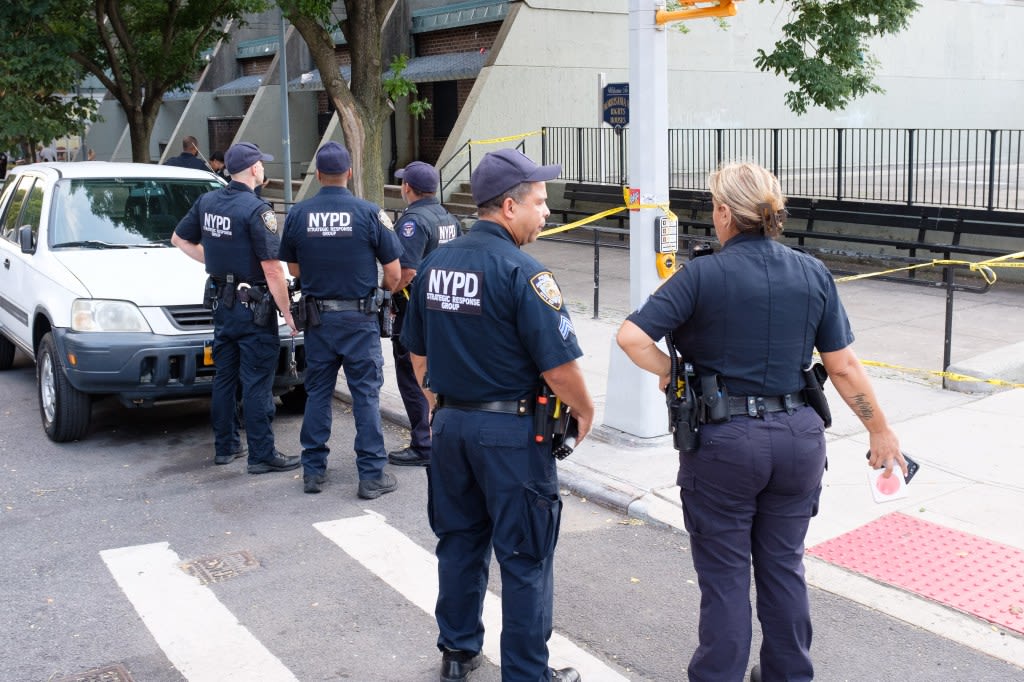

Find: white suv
0;162;305;442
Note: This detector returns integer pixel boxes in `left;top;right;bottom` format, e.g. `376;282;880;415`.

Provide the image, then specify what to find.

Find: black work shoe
214;448;246;465
304;473;326;494
550;667;581;682
388;446;430;467
749;664;762;682
247;451;301;474
440;650;481;682
357;472;398;499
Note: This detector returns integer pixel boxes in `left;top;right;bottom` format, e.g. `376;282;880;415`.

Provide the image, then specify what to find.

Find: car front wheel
37;332;91;442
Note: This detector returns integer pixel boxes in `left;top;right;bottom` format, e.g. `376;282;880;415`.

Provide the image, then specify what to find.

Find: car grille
165;304;213;330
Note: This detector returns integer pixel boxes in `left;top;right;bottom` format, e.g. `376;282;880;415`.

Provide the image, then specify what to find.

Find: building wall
444;0;1024;170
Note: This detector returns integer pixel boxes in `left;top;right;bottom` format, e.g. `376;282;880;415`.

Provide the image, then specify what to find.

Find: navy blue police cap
225;142;273;174
470;148;561;205
395;161;439;194
316;142;352;174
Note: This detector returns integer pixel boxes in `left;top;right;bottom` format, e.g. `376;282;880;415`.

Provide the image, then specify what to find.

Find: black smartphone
866;450;920;484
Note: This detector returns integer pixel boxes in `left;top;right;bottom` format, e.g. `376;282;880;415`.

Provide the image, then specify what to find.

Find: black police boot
440;649;481;682
550;667;581;682
388;446;430;467
214;448;245;465
247;451;301;474
303;473;326;494
357;471;399;499
749;664;762;681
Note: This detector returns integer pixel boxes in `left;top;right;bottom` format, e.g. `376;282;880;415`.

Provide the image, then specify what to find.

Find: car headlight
71;300;152;332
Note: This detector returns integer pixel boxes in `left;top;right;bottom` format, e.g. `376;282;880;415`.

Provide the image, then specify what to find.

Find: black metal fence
542;127;1024;211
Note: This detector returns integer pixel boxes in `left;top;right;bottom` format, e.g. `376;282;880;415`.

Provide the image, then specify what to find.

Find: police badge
261;210;278;234
530;271;562;310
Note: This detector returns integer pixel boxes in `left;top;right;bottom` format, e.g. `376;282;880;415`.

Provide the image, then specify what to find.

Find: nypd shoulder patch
400;220;417;238
261;210;278;234
530;271;562;311
378;209;394;231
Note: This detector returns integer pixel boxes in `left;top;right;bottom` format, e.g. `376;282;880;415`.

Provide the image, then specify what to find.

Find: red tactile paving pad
807;512;1024;635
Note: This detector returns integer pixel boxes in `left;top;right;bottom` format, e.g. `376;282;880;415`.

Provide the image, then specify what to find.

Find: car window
20;182;45;242
50;177;221;247
1;175;36;243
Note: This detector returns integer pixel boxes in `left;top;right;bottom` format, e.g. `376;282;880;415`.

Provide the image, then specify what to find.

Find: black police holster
801;362;832;428
533;381;578;460
666;332;700;453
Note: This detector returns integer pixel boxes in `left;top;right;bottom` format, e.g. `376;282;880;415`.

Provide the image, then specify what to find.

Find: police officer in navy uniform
164;135;210;172
387;161;462;468
278;142;403;497
401;148;594;682
172;142;300;474
616;162;905;682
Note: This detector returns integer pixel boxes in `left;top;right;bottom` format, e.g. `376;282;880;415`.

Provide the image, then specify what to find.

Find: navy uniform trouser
211;302;279;464
428;408;562;682
677;406;826;682
300;310;386;480
390;303;431;455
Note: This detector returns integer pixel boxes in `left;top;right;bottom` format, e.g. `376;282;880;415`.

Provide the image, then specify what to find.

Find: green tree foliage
0;0;97;158
48;0;268;162
754;0;921;114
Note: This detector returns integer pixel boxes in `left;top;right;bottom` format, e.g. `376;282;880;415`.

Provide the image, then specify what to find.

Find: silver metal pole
279;11;293;209
603;0;671;438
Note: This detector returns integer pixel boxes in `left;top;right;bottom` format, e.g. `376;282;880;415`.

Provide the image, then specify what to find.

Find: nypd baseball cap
316;142;352;174
225;142;273;174
470;148;561;205
395;161;439;194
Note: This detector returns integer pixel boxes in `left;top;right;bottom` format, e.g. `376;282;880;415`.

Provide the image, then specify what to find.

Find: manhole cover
52;663;134;682
180;549;259;585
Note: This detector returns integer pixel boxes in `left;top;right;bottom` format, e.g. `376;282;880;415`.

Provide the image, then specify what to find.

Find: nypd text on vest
307;212;354;237
203;214;232;238
426;268;482;314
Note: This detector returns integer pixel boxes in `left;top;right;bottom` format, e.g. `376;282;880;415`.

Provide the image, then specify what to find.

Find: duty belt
318;298;362;312
728;394;805;418
435;395;534;416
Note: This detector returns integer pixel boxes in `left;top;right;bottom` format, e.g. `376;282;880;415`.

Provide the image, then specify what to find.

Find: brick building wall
415;24;500;56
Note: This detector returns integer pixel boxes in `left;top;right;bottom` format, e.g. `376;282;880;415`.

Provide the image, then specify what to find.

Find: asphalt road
2;349;1021;681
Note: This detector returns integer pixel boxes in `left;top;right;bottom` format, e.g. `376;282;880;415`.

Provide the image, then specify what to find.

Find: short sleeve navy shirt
277;186;402;299
401;220;582;402
627;233;853;396
173;181;280;282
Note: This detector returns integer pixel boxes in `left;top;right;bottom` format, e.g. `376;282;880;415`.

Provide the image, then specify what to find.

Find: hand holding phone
866;450;920;484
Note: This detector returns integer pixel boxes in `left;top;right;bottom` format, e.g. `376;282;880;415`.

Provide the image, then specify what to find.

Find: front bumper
51;327;305;406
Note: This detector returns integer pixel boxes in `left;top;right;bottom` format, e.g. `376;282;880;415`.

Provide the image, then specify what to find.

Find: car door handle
3;258;9;269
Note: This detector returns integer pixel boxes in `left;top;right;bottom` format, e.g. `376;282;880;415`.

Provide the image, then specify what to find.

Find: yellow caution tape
539;203;675;238
469;130;544;146
859;359;1024;389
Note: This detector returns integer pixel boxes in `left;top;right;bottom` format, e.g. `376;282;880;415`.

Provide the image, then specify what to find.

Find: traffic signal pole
603;1;741;438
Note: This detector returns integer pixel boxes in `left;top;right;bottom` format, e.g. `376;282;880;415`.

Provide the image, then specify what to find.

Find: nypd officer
387;161;461;468
401;148;594;682
172;141;300;474
616;161;905;681
278;142;403;497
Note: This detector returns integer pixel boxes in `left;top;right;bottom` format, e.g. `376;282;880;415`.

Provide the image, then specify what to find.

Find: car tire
0;334;15;370
37;332;91;442
278;385;307;414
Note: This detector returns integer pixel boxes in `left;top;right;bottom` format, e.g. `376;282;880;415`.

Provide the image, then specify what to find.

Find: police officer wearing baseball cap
387;161;462;468
401;148;595;682
278;141;404;497
172;141;300;474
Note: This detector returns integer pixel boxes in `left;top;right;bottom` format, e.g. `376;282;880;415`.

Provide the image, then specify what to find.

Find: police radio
654;214;679;279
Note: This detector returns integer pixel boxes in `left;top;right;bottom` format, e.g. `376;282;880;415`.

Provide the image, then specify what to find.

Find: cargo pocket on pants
514;479;562;561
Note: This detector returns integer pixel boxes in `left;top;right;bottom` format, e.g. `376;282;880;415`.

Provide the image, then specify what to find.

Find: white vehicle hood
54;248;209;306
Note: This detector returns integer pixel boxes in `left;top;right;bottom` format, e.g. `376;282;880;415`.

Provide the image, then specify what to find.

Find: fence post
715;129;723;167
987;129;998;211
835;128;844;201
576;127;584;183
772;129;780;177
942;264;955;390
592;228;601;319
541;127;548;166
617;128;626;186
906;129;915;206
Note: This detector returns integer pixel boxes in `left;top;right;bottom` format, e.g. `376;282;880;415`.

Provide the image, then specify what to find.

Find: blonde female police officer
617;162;905;681
401;148;594;682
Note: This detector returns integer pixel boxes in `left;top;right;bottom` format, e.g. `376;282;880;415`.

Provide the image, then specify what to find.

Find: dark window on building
432;80;458;138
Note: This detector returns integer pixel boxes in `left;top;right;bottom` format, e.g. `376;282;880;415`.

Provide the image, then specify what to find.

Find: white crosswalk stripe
101;514;627;681
100;542;298;682
315;510;628;681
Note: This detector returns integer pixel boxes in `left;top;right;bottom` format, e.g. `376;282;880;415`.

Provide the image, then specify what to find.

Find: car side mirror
18;224;35;254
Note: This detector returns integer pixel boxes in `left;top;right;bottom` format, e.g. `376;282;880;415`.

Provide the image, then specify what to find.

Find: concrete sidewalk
351;237;1024;669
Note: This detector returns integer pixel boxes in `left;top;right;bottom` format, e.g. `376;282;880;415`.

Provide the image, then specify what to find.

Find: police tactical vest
402;202;461;256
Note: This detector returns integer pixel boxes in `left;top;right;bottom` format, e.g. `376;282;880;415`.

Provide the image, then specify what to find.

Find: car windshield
50;177;221;247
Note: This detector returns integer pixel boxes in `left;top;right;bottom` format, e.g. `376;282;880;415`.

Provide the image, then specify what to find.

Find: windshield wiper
51;240;130;249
